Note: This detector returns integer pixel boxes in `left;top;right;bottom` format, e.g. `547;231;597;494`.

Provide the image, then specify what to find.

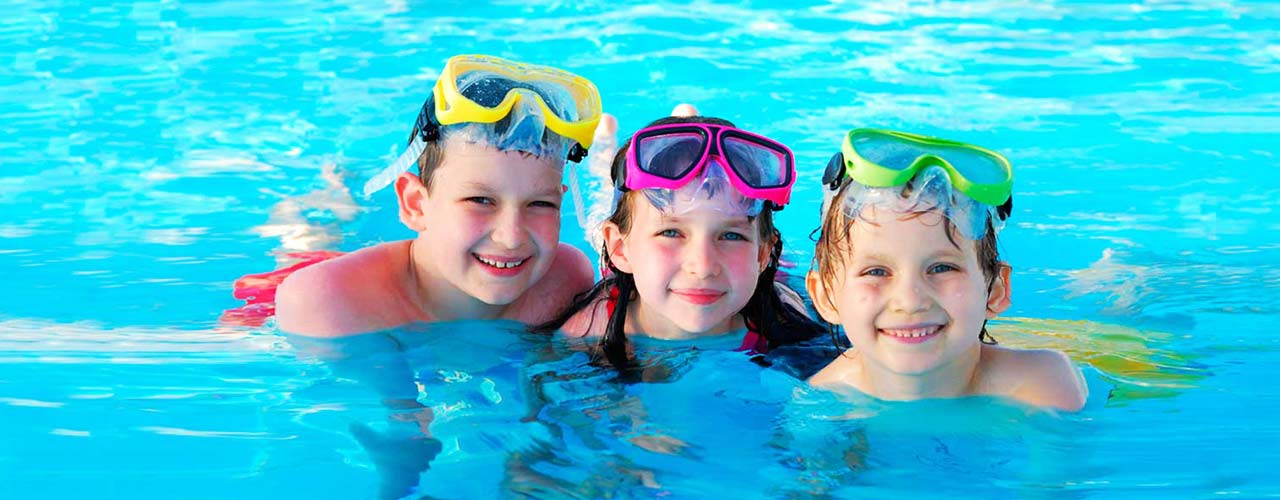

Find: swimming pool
3;1;1278;497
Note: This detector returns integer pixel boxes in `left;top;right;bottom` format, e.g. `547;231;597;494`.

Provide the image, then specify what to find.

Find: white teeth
476;255;525;269
882;326;941;338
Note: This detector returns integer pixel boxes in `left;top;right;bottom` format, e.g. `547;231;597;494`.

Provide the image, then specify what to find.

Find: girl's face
605;193;769;339
808;209;1010;376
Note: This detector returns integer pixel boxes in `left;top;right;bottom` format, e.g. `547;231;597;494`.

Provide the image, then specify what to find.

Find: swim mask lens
434;55;601;160
618;123;795;209
824;128;1013;208
821;128;1015;239
362;54;602;197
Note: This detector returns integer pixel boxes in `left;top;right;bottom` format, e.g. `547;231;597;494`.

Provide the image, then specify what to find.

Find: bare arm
275;242;414;337
1007;349;1089;412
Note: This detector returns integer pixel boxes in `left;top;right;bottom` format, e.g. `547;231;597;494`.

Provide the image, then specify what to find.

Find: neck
853;345;983;400
626;298;743;341
404;239;505;322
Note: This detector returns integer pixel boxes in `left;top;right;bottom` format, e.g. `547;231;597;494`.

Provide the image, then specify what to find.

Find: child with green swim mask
275;55;600;336
805;129;1087;411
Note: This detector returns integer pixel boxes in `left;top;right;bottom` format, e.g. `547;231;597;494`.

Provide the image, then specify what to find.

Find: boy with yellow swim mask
275;55;600;336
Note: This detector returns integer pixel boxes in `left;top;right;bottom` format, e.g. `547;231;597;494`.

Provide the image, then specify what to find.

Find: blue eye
465;197;495;206
530;200;559;209
929;263;958;274
658;229;681;238
722;232;750;242
863;268;889;277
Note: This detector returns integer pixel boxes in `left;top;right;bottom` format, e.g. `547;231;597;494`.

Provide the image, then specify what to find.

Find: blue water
3;1;1279;498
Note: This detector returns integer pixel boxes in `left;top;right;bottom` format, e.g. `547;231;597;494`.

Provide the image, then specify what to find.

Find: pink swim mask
613;123;796;209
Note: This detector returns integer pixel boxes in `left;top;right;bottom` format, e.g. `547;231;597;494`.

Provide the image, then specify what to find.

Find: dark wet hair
533;115;824;373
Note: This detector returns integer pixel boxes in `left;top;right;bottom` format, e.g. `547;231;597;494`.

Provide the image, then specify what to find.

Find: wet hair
411;135;447;191
408;114;557;192
811;179;1004;345
533;115;824;372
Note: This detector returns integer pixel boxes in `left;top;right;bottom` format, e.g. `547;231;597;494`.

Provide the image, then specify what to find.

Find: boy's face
409;140;565;306
809;208;1009;376
606;193;767;338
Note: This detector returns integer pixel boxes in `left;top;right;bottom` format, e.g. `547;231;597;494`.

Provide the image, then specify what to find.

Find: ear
805;270;841;324
756;235;775;270
395;172;430;232
986;262;1012;317
602;221;633;274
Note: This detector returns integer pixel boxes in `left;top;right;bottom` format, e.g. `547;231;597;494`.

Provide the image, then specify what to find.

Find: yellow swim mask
427;54;602;160
362;55;603;197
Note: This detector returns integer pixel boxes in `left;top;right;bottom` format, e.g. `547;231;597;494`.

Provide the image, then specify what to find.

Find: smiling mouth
878;325;943;341
672;289;725;305
474;254;527;269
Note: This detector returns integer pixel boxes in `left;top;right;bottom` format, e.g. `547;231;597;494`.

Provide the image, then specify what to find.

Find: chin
880;355;945;376
680;317;733;336
470;284;526;306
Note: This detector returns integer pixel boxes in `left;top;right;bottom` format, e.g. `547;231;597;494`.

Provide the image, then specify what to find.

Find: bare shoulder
508;243;596;324
548;243;595;291
275;242;410;337
981;345;1088;411
774;281;813;319
808;350;858;388
558;296;611;338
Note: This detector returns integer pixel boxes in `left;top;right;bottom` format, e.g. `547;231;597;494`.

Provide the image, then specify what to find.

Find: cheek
437;209;486;238
636;238;680;265
936;277;988;313
529;213;561;241
847;281;881;306
724;249;763;280
491;209;558;247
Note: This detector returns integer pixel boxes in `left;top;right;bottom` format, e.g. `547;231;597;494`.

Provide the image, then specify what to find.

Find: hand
350;421;443;500
670;103;699;117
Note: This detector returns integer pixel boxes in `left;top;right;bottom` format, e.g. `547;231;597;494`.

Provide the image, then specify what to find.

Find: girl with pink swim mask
535;111;823;372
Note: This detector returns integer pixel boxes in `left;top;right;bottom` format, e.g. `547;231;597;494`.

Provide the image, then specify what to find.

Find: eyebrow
657;214;755;228
858;248;964;263
459;181;562;198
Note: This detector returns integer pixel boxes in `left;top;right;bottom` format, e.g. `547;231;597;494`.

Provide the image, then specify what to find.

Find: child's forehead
846;209;973;252
636;195;755;226
437;141;564;184
442;139;561;166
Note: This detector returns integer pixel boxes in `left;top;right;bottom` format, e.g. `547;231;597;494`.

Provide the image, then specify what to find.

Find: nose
490;206;527;250
889;273;933;314
681;235;720;279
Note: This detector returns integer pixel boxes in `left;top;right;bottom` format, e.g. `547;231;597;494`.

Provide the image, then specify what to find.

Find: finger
593;113;619;144
671;103;699;117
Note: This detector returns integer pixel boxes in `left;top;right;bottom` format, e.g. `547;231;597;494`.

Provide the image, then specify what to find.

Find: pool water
3;1;1278;498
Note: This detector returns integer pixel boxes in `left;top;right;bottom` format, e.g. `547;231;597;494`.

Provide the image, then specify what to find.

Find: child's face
407;140;565;306
606;195;768;338
809;209;1009;375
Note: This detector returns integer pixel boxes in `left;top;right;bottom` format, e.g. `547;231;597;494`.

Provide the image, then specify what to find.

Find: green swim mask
823;128;1013;208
